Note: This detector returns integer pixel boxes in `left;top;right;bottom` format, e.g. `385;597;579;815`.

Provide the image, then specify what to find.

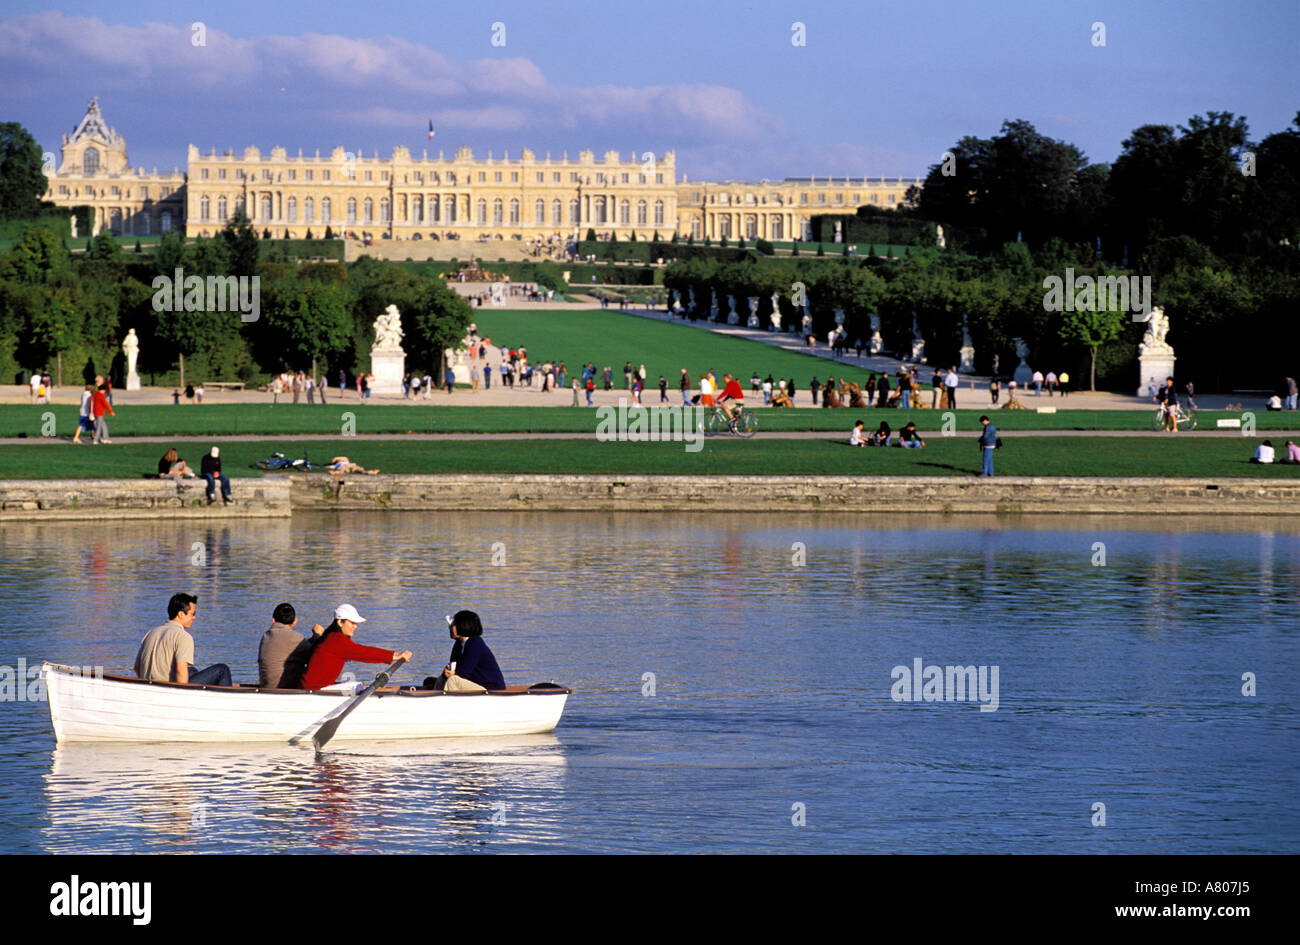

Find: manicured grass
470;308;881;387
3;437;1298;480
3;403;1296;438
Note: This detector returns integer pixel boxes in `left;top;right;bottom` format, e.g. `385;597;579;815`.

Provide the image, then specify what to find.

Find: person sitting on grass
1283;440;1300;465
1251;440;1275;464
823;384;844;408
328;456;379;476
896;421;926;448
871;420;892;447
770;386;793;408
849;420;867;446
158;447;197;479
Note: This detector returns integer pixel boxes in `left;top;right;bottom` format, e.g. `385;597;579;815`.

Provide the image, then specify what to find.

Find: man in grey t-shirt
257;602;324;689
135;593;231;686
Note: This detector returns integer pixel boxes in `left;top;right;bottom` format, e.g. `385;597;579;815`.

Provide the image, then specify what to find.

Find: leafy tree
87;232;120;260
1059;305;1127;391
261;280;353;372
221;208;258;277
2;226;69;283
0;122;47;219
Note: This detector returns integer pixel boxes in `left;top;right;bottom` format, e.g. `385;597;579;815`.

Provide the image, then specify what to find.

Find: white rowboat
41;662;570;744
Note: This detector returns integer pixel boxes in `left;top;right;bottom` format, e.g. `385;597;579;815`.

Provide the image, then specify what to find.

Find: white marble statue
869;313;883;354
709;288;719;322
374;304;405;352
747;296;760;328
1135;306;1175;396
1013;336;1034;386
936;224;946;249
959;313;975;373
688;286;697;314
122;328;141;391
70;215;78;239
910;311;926;363
726;293;739;325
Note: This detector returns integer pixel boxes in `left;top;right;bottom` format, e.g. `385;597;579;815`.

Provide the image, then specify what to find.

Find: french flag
427;121;435;141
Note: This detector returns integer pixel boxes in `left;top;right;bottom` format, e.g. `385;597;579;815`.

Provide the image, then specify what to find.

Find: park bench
204;382;245;391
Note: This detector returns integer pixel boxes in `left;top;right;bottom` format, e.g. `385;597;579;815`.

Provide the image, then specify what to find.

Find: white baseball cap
334;603;366;623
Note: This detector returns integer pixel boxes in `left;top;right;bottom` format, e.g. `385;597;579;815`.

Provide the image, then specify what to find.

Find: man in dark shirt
200;447;232;505
978;415;997;476
258;602;323;688
877;373;891;408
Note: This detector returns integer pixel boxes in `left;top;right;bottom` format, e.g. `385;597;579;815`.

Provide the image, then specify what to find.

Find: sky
3;1;1296;181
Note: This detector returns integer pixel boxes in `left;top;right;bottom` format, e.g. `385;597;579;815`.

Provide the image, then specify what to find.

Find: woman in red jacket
299;604;412;690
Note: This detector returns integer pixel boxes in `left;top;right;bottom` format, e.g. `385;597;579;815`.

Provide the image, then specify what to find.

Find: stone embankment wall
0;477;292;521
2;475;1298;521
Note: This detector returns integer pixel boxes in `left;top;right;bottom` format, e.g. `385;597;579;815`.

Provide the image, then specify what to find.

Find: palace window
637;200;647;225
653;200;664;226
509;198;519;224
494;172;502;182
690;219;701;239
619;199;629;225
621;173;629;183
57;185;68;195
478;172;486;182
139;214;149;235
429;195;439;223
200;169;209;180
746;216;757;238
305;197;314;223
288;170;296;181
568;199;579;224
263;170;272;181
446;195;456;223
888;194;895;203
322;197;331;223
111;186;120;196
593;196;607;224
381;172;388;181
493;198;503;225
553;172;560;182
306;170;313;181
818;193;826;203
552;199;561;226
379;198;389;223
347;198;357;223
771;217;783;239
413;196;424;224
800;193;808;204
835;194;843;204
218;196;228;220
364;197;374;223
719;216;731;238
535;199;545;224
200;196;210;221
413;171;422;182
691;192;700;204
871;193;878;203
218;169;226;180
852;193;859;203
160;212;172;233
510;172;518;182
569;173;578;182
536;172;544;183
477;199;487;224
83;147;99;175
288;197;297;222
261;196;273;220
322;170;330;181
655;173;663;183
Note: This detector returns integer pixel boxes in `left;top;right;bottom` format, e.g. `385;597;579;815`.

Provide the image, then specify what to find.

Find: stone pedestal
1136;353;1175;398
126;373;141;391
370;350;405;394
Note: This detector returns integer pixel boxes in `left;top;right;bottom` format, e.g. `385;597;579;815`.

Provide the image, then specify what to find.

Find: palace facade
45;99;920;242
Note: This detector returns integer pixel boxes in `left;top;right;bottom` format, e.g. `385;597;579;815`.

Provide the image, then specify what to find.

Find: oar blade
309;659;405;752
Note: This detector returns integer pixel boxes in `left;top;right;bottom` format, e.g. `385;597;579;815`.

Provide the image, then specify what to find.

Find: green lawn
3;403;1296;439
3;437;1298;480
470;309;882;388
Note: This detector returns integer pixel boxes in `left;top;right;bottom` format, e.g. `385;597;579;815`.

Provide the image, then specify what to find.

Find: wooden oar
312;658;407;752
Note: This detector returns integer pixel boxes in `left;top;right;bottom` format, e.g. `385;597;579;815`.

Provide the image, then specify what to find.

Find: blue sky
4;1;1296;180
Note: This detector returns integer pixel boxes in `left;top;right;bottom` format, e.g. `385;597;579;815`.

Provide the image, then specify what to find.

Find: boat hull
42;662;569;744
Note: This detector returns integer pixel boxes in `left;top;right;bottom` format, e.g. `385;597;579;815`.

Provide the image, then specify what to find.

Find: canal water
1;511;1296;854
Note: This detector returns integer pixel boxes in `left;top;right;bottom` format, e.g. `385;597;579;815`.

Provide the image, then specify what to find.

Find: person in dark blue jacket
978;415;997;477
424;610;505;692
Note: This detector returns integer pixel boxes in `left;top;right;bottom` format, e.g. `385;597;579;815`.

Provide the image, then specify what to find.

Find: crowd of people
133;594;505;694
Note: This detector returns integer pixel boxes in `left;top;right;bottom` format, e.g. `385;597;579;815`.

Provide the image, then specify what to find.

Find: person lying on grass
328;456;379;476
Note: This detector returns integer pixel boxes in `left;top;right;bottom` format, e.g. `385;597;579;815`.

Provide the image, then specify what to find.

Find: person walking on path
680;369;692;406
931;369;943;408
73;384;94;444
91;383;114;444
978;415;997;477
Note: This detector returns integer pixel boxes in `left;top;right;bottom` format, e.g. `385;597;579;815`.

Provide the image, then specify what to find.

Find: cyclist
716;372;745;424
1155;376;1179;432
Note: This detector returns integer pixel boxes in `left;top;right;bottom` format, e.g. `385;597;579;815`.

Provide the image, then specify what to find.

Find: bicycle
253;449;321;471
705;403;758;438
1152;403;1198;432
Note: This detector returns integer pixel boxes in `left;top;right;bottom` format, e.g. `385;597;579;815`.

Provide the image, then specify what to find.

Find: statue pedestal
747;314;760;328
1136;352;1175;397
1013;359;1033;386
126;372;141;391
369;350;405;395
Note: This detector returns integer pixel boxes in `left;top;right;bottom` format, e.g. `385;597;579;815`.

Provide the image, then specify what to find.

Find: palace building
42;98;186;237
45;98;920;242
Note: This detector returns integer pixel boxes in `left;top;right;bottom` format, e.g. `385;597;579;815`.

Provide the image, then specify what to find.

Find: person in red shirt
716;372;745;422
298;604;412;690
90;384;115;444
